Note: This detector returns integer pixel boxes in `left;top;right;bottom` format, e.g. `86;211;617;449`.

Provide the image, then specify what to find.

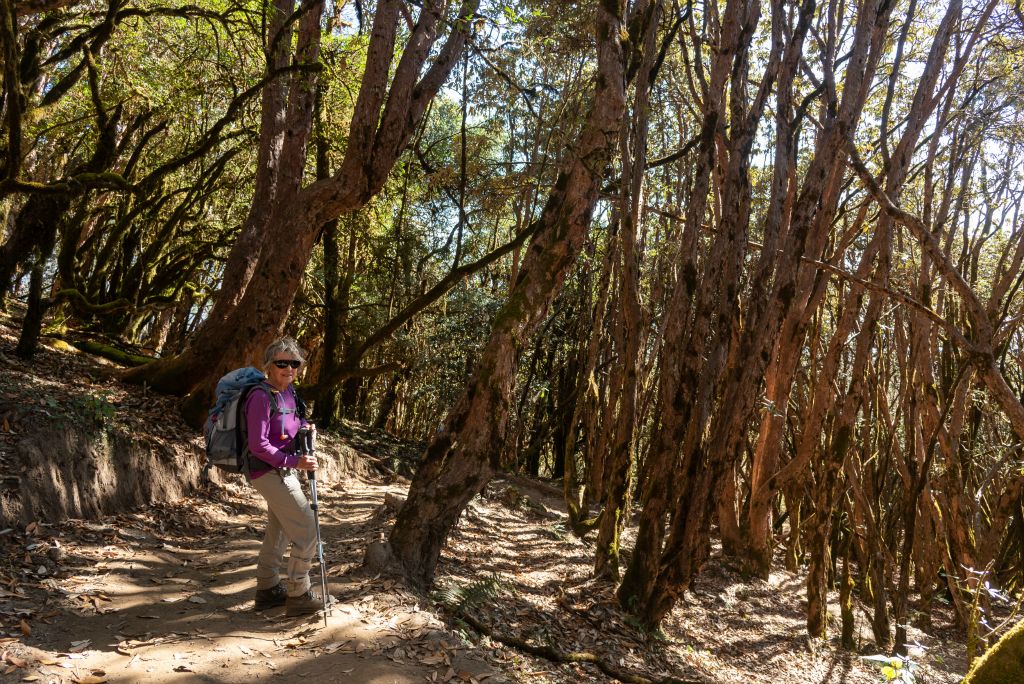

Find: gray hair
262;336;306;369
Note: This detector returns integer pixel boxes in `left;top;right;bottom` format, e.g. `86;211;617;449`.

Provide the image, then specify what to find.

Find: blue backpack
203;367;296;476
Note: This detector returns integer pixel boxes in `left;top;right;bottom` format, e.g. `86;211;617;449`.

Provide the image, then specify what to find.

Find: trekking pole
298;426;330;627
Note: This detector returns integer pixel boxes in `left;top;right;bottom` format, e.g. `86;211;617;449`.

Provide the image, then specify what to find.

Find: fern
434;574;513;611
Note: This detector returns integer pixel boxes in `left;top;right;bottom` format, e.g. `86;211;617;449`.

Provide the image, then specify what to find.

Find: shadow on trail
11;477;503;684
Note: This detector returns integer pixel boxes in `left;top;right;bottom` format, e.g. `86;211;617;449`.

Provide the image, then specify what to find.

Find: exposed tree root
65;338;153;367
452;609;709;684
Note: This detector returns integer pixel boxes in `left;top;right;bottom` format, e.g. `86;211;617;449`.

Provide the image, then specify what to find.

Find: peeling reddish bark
123;0;482;416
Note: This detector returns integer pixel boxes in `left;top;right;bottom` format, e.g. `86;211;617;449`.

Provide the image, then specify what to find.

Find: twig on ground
451;609;709;684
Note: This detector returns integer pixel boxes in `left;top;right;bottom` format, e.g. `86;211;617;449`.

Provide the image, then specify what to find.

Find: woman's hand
295;454;318;471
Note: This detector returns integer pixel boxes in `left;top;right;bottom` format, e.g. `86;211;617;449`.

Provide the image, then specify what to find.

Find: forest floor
0;331;975;683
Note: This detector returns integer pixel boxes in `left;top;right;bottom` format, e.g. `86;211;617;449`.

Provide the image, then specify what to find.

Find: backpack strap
237;382;284;479
239;383;300;476
236;383;268;482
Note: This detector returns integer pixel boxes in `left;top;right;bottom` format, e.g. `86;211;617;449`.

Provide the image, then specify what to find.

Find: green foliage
861;655;918;684
72;391;118;427
434;573;516;612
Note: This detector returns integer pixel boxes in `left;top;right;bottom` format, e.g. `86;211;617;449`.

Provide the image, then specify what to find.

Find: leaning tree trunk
200;0;295;328
122;0;328;400
618;0;816;627
381;0;628;589
615;0;739;619
563;237;614;535
122;0;481;420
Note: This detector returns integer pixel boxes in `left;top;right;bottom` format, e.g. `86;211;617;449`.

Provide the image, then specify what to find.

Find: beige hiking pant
250;469;316;597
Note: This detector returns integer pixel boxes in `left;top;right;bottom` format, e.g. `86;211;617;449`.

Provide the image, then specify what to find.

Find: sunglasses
272;359;302;369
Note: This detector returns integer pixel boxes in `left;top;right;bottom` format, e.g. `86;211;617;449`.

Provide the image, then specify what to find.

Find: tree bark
123;0;482;416
618;0;828;627
383;0;628;588
204;0;298;326
594;0;661;582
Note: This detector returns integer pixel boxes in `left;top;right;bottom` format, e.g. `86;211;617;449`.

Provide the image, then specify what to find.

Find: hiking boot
253;582;287;611
285;589;323;617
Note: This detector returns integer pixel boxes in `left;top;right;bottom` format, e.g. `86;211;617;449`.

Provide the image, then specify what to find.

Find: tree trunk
616;0;744;619
594;0;661;582
383;1;627;588
717;466;743;558
123;0;481;415
619;0;835;627
205;0;299;325
372;368;408;431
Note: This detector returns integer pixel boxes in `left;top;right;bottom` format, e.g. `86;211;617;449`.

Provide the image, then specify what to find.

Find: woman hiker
246;336;326;617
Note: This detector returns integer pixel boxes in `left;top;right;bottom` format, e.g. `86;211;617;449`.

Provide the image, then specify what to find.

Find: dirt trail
0;316;979;683
1;465;977;684
0;477;505;684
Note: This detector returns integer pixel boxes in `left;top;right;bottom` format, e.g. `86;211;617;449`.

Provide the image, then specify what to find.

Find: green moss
964;618;1024;684
68;339;153;367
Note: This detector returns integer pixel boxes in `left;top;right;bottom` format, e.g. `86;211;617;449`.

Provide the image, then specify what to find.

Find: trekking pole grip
298;425;316;481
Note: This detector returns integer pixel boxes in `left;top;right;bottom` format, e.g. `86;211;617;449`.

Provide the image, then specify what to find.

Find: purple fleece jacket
244;385;306;479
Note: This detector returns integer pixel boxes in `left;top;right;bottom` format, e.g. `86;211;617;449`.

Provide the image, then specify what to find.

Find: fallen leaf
69;639;91;653
420;653;447;666
3;653;27;668
19;621;29;637
322;641;351;654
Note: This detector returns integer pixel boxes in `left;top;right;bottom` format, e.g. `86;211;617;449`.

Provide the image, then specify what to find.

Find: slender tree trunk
617;0;741;619
564;238;614;535
594;0;661;582
619;0;836;627
382;1;628;588
372;368;409;431
717;467;743;557
839;518;856;650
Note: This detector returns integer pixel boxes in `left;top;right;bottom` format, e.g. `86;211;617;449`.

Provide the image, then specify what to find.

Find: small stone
384;493;406;510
